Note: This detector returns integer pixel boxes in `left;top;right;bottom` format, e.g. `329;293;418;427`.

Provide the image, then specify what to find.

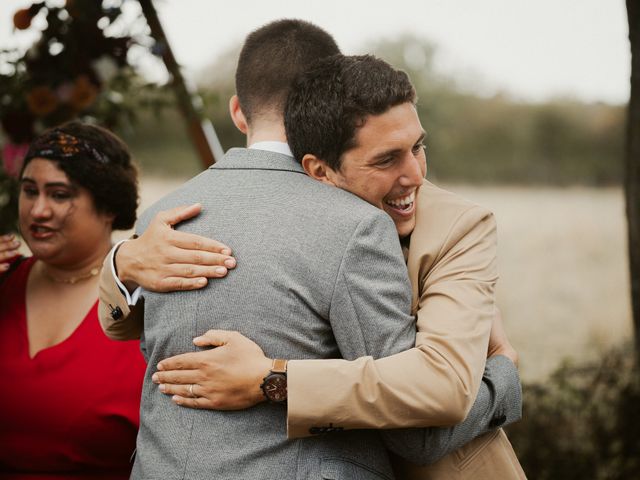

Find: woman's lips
29;224;57;240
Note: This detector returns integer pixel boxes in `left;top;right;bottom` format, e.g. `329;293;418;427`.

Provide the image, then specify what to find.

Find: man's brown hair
235;19;340;125
285;54;417;170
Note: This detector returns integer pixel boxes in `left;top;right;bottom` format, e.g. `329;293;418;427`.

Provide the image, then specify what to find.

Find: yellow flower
26;86;58;116
70;75;99;110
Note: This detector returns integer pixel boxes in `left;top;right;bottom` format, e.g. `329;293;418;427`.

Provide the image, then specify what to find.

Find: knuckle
184;266;195;277
197;360;208;370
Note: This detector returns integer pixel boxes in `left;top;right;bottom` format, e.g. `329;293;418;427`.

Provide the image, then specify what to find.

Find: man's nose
399;154;425;187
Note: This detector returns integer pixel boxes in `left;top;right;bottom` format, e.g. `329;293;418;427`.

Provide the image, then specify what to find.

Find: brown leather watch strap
271;359;288;374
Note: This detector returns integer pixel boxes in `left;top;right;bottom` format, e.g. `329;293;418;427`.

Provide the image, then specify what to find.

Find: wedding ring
189;384;195;397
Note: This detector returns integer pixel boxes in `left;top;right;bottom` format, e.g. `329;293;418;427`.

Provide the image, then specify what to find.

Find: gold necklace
42;265;102;284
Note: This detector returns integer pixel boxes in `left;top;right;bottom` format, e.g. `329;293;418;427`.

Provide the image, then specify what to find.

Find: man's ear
302;154;338;186
229;95;248;134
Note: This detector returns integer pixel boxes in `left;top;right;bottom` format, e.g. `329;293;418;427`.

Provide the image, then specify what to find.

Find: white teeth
386;192;415;208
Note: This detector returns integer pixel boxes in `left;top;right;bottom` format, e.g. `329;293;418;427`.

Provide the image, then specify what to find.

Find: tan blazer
98;180;525;480
285;181;525;479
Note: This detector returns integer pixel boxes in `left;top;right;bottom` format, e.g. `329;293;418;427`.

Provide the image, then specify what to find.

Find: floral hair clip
24;130;110;165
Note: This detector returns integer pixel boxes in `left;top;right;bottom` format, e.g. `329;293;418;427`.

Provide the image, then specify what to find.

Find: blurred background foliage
0;17;625;183
0;0;172;232
506;345;640;480
121;35;625;185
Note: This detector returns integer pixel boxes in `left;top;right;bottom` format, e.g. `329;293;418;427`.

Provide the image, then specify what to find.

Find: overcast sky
1;0;631;104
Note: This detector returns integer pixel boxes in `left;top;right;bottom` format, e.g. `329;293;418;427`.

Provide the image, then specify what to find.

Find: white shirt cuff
110;239;142;306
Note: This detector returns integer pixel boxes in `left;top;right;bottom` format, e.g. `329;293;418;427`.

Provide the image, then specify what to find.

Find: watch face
262;373;287;402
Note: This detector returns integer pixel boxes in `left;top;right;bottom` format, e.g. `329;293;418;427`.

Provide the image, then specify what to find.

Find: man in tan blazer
99;54;525;478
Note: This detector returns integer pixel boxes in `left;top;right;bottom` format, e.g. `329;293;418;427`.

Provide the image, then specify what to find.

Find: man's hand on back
152;330;272;410
115;203;237;293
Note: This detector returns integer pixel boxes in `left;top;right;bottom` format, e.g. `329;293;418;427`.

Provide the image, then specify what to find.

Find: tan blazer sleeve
98;249;144;340
287;187;497;439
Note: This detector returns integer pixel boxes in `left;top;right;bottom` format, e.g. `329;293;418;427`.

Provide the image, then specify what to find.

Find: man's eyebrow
370;131;428;162
370;147;403;162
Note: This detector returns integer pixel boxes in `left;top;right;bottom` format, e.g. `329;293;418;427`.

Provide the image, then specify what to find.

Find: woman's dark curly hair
21;121;138;230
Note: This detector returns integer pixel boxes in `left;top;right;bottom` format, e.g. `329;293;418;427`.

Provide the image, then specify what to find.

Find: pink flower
2;142;30;178
55;82;75;103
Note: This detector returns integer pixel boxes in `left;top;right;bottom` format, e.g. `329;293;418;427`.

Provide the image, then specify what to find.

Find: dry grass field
117;177;633;382
452;185;631;381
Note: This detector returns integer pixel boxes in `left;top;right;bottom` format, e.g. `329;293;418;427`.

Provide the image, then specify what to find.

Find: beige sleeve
287;207;497;439
98;250;144;340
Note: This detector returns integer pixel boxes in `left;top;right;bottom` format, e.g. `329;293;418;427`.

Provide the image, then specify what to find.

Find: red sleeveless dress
0;257;146;479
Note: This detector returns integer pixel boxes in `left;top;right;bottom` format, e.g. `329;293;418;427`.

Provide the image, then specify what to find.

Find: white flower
92;55;119;83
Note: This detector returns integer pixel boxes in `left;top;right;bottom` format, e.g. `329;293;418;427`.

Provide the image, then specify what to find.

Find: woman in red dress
0;122;146;479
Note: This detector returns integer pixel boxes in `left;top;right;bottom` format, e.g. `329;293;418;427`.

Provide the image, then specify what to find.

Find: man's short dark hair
22;121;138;230
285;54;417;170
235;19;340;125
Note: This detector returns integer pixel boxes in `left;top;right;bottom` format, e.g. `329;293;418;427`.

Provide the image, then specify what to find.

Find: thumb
193;329;235;347
158;203;203;228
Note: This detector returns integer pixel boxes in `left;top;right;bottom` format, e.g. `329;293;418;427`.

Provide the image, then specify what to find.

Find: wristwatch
260;359;288;403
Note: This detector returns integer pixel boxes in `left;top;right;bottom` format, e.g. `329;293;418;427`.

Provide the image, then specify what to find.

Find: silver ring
189;384;195;397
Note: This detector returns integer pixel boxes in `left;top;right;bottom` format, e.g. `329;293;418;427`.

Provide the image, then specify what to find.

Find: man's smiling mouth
385;192;416;213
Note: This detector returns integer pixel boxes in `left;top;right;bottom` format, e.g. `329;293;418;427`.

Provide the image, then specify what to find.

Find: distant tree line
131;35;624;185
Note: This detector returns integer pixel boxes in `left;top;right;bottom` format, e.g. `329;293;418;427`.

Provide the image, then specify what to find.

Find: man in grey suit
106;20;521;479
130;20;416;478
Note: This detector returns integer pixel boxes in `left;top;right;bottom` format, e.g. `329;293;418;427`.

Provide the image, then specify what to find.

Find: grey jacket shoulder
137;149;397;237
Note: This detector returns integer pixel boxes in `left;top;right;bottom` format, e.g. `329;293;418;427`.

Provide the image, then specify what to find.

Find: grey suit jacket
132;148;416;479
129;148;520;479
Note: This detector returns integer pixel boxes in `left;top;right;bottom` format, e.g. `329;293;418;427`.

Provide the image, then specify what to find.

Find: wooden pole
626;0;640;353
139;0;224;167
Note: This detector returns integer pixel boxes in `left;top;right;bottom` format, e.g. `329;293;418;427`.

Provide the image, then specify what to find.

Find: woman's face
19;158;113;266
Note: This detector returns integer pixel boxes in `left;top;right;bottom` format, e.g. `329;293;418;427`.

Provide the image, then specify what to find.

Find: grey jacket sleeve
328;211;416;361
382;354;523;465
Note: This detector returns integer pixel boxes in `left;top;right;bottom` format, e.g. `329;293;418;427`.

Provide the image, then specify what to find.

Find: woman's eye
51;190;72;201
21;186;38;197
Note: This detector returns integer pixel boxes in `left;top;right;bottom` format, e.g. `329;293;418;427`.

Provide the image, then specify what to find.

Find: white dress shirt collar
249;141;293;158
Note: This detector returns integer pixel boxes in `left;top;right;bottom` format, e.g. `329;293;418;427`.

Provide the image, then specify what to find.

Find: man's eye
412;143;426;155
376;157;396;168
